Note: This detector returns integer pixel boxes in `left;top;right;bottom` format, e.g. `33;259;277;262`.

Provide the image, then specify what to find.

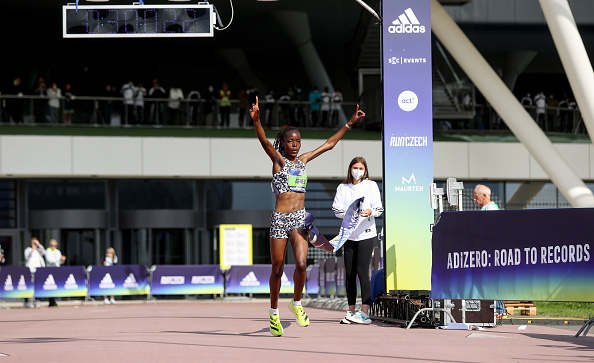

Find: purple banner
336;256;346;296
225;265;297;294
33;266;88;298
431;210;594;301
151;265;224;295
306;265;319;295
318;259;326;296
0;267;33;299
88;264;150;296
324;258;337;296
382;0;433;291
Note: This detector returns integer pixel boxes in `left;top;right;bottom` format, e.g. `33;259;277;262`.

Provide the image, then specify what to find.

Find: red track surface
0;300;592;362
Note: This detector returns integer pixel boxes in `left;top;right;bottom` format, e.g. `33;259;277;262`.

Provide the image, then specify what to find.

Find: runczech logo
388;8;426;34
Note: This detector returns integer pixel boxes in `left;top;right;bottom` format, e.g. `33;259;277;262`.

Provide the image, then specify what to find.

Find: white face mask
351;169;365;181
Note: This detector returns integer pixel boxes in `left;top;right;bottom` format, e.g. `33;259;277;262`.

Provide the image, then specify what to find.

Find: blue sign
0;267;33;299
225;265;298;294
306;265;319;295
151;265;224;295
33;266;88;298
88;265;150;296
431;209;594;302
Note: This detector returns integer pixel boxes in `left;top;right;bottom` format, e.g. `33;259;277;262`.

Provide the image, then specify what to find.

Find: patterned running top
271;157;307;195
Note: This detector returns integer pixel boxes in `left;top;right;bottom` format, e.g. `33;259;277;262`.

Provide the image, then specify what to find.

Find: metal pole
430;0;594;208
539;0;594;139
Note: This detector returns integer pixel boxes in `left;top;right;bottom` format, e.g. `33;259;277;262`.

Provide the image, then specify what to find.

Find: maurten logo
281;272;291;287
396;173;424;192
240;271;260;287
389;8;426;34
17;275;27;290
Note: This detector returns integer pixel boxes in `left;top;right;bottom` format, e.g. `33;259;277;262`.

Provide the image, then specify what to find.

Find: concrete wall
0;135;592;181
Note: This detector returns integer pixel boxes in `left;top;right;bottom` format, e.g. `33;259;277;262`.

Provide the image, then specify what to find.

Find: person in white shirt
473;184;499;210
168;84;184;125
332;157;383;325
24;237;45;308
45;239;66;307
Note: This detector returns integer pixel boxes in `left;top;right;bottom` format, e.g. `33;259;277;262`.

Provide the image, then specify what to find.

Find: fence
0;94;357;130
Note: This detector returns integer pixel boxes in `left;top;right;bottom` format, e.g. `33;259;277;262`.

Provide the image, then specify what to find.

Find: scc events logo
388;8;426;34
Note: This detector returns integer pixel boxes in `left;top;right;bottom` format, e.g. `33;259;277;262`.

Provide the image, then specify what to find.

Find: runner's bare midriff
275;192;305;213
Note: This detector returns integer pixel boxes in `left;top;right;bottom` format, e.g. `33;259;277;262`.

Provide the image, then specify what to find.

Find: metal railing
0;94;359;130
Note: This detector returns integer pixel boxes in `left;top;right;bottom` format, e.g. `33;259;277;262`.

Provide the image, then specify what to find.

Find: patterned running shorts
270;208;306;239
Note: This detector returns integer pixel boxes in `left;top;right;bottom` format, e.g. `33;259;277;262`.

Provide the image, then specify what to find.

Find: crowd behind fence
0;94;588;134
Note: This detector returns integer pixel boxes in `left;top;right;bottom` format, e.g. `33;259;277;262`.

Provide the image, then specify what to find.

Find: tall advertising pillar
382;0;433;292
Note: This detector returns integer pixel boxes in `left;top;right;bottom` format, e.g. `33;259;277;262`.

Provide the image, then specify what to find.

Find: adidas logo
191;275;215;284
43;274;58;290
388;8;426;34
17;275;27;291
123;273;139;288
239;271;261;287
99;273;116;289
281;272;291;287
4;275;13;291
64;274;79;290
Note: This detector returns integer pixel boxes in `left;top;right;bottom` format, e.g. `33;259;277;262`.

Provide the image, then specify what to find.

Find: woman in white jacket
332;157;383;324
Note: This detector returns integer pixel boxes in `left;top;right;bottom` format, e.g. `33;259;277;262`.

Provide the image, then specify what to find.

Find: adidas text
389;24;425;34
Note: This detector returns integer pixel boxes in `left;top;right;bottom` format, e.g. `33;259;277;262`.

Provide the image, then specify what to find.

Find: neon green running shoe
269;313;283;337
289;300;310;327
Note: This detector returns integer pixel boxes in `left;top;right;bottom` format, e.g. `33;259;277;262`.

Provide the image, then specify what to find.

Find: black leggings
343;237;375;306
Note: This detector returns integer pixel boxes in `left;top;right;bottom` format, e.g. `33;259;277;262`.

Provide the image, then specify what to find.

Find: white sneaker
340;311;354;324
346;311;372;325
103;298;110;304
110;298;116;305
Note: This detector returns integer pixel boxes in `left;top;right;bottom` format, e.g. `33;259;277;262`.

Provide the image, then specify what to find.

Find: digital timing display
63;4;214;38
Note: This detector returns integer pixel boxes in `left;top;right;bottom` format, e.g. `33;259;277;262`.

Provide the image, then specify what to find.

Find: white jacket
332;179;383;241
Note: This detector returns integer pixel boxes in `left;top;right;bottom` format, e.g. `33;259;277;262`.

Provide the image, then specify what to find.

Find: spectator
168;84;184;125
63;83;75;125
0;243;5;264
121;81;136;125
47;82;62;124
45;238;66;307
101;84;116;125
219;83;231;128
546;94;558;131
278;88;291;125
148;79;167;125
308;86;322;127
7;77;25;123
203;84;217;127
264;90;275;128
331;87;343;128
533;91;546;130
135;82;147;124
24;237;45;308
103;247;118;305
320;87;331;128
520;93;532;107
237;87;248;128
33;77;47;123
559;94;577;133
293;85;306;127
187;85;202;126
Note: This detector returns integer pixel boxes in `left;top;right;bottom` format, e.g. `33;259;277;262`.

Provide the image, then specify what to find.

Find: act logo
388;8;426;34
398;91;418;112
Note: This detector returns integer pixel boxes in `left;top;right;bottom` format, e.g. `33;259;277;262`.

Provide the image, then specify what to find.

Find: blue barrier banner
151;265;224;295
306;265;319;295
336;256;346;296
225;265;297;294
318;260;326;296
88;265;150;296
431;210;594;301
0;267;33;299
324;258;337;296
33;266;88;298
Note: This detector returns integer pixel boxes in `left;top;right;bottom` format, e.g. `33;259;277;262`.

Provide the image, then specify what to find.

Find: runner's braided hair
273;126;299;157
